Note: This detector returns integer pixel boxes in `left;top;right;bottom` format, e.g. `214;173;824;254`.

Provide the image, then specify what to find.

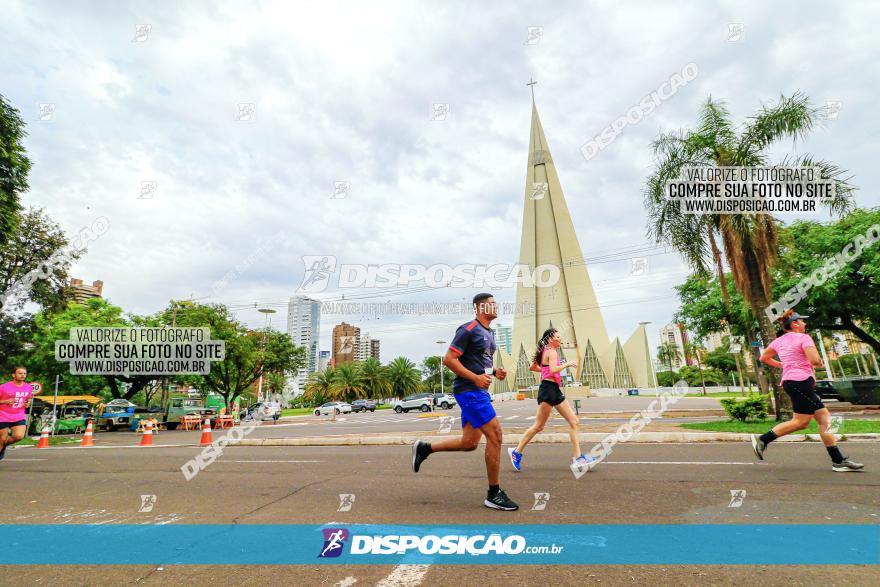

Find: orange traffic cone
140;420;154;446
36;424;50;448
199;418;213;446
80;420;95;447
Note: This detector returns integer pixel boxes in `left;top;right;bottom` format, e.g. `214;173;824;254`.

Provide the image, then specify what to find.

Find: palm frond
737;92;818;157
779;154;857;217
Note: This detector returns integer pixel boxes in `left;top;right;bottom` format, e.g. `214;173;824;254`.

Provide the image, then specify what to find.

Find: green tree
683;340;708;395
27;298;159;399
771;207;880;353
645;93;856;417
420;355;454;392
657;342;681;373
331;363;367;403
0;94;31;246
385;356;421;398
265;371;287;398
166;302;306;411
303;368;335;405
359;357;391;399
0;207;81;315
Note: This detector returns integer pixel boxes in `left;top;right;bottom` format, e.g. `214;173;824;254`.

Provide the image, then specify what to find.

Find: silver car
314;401;352;416
394;393;433;413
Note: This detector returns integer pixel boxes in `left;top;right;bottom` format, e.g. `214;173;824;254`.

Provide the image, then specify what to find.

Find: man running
751;310;864;472
411;293;518;511
0;366;36;461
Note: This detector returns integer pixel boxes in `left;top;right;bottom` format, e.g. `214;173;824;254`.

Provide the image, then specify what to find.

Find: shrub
720;394;769;422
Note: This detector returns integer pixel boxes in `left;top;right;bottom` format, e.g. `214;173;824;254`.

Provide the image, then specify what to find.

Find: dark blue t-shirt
449;319;496;394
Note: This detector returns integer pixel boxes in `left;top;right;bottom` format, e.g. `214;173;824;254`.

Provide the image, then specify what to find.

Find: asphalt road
1;441;877;585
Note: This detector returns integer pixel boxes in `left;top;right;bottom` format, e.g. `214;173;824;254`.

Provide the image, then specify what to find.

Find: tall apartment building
370;339;380;362
318;350;331;371
70;278;104;303
493;325;512;355
332;322;360;366
659;322;690;369
287;296;321;388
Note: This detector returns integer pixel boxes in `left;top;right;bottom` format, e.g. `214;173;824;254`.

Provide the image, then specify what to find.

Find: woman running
508;328;593;472
752;310;864;472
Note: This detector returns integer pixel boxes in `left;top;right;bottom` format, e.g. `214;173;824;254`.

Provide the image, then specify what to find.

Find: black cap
783;312;809;329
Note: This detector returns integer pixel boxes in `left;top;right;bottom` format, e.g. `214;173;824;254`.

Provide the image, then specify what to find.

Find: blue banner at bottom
2;524;878;565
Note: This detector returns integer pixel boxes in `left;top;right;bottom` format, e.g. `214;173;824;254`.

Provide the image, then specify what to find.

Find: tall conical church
493;97;654;392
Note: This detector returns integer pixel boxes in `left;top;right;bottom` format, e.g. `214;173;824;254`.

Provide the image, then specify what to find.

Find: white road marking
5;458;47;461
507;415;520;420
603;461;766;465
223;460;323;463
375;564;431;587
336;578;358;587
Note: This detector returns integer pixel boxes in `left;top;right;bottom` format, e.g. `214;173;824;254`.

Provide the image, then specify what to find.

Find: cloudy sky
3;0;878;365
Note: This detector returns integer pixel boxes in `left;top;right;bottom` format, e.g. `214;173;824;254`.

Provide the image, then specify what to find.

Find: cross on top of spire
527;78;537;102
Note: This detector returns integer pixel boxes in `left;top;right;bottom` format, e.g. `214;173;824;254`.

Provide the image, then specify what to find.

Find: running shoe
751;435;765;460
508;447;523;472
484;489;519;511
832;458;865;472
572;454;595;467
411;439;430;473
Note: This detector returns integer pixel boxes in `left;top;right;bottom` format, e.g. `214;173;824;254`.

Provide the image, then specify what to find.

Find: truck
161;395;219;430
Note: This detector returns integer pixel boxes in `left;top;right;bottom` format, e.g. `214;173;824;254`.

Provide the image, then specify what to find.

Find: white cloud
2;0;877;364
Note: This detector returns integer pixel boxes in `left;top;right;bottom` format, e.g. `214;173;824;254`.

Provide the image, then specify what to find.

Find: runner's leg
554;400;581;459
429;422;483;452
515;402;552;453
480;417;502;486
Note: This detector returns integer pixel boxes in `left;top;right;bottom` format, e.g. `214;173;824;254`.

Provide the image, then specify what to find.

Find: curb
233;432;880;447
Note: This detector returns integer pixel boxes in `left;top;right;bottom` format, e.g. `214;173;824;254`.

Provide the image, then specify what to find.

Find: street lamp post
257;308;277;403
435;340;446;394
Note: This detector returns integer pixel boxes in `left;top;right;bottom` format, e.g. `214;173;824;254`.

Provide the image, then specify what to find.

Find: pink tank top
540;349;562;385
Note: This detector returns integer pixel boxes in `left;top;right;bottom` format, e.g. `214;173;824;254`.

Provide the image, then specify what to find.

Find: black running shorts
782;377;825;415
537;380;566;406
0;419;27;430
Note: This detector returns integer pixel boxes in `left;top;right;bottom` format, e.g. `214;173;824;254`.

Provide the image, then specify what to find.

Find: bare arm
804;346;824;368
443;349;490;389
760;347;781;369
542;348;576;374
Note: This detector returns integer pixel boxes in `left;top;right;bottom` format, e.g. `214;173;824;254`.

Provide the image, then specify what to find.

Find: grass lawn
686;391;760;398
18;435;79;446
281;404;394;417
679;420;880;434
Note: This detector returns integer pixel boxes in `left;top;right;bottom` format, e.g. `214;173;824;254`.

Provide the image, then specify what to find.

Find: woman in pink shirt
752;310;863;472
0;366;35;461
507;328;593;473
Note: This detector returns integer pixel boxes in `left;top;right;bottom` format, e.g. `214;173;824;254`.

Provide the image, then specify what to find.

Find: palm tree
331;363;367;403
266;371;287;400
358;357;391;399
684;340;707;395
303;368;335;405
657;342;681;373
385;357;421;399
645;93;856;416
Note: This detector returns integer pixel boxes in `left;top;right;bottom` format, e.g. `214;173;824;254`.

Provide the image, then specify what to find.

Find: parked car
242;401;282;421
814;380;842;401
351;399;377;413
314;401;352;416
431;392;457;409
394;393;433;413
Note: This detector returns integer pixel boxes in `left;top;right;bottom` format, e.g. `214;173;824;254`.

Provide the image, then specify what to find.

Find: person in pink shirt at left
0;366;36;461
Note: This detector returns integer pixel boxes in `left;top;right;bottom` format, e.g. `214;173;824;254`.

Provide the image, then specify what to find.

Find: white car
244;401;282;421
394;393;433;413
314;401;352;416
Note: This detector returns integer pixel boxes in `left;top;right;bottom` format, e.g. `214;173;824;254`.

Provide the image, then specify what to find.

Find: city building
370;338;381;362
659;323;689;370
70;278;104;303
332;322;360;366
355;332;381;361
493;325;513;355
287;295;321;391
703;330;727;353
318;350;331;371
507;96;654;390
